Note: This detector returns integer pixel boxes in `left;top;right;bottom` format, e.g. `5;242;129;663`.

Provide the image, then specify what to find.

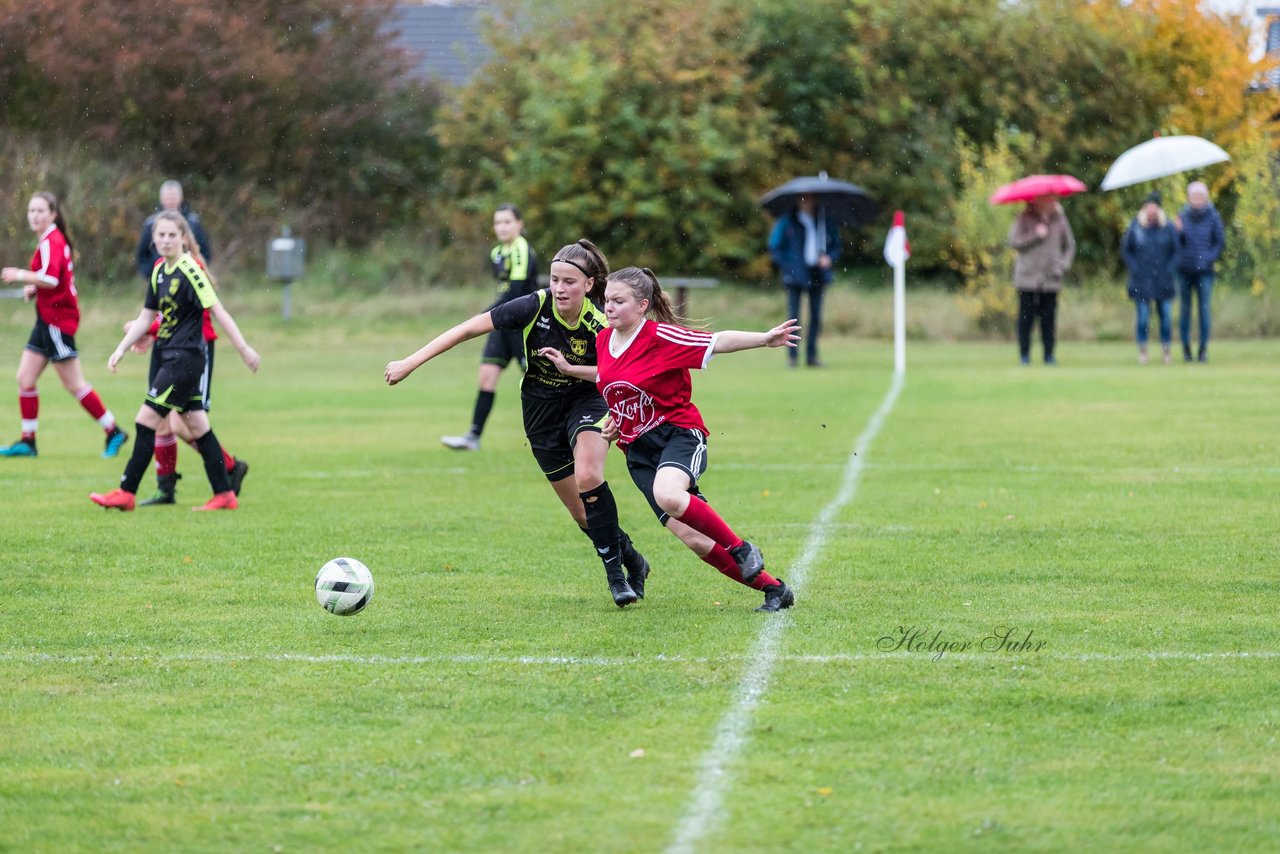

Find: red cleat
90;489;136;511
193;491;238;511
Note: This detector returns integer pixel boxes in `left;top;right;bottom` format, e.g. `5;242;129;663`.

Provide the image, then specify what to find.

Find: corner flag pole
883;210;909;375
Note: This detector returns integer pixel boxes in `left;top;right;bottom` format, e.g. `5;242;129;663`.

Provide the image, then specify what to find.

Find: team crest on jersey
571;338;587;357
603;381;660;438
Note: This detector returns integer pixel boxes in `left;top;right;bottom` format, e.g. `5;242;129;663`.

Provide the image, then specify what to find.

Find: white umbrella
1100;135;1230;191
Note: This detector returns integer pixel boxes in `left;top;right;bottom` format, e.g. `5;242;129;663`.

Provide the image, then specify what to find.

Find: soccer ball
314;557;375;616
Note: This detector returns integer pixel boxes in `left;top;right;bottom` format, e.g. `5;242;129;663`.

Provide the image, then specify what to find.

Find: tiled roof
385;4;491;87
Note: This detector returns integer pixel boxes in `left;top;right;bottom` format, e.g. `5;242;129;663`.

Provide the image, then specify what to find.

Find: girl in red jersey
1;192;128;459
544;267;800;611
385;239;651;608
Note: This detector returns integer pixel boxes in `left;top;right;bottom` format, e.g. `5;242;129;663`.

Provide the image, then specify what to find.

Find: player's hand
1;267;20;283
130;334;155;355
107;349;124;373
764;318;801;349
23;284;37;302
240;345;261;373
537;346;571;373
601;416;620;444
385;359;414;386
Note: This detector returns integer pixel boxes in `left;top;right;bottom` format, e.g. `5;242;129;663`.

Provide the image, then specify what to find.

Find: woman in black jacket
1121;192;1179;365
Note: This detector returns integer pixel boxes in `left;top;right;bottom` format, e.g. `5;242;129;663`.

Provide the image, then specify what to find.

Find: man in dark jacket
135;181;213;280
768;194;842;367
1121;192;1179;365
1174;181;1224;362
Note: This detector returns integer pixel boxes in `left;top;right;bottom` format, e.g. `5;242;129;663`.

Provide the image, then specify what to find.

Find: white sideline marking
666;372;905;854
3;649;1278;667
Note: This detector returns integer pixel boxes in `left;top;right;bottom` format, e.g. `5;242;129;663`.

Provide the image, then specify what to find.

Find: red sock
189;437;235;472
75;386;114;430
702;545;779;591
155;434;178;476
675;497;743;551
19;387;38;440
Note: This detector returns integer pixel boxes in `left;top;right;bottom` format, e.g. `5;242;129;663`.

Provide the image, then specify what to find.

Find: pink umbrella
989;174;1087;205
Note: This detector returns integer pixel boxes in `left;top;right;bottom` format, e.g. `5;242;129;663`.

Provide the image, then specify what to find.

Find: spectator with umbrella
993;175;1083;366
762;172;875;368
1174;181;1225;363
1121;191;1179;365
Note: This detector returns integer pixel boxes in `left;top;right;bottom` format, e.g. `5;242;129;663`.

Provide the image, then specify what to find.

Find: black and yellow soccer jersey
489;290;605;399
489;236;539;305
146;253;219;352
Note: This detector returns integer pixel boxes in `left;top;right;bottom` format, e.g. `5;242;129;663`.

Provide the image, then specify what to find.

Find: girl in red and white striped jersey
545;267;800;612
1;192;127;459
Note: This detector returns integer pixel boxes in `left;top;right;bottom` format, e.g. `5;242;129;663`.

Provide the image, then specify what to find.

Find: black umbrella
759;171;879;226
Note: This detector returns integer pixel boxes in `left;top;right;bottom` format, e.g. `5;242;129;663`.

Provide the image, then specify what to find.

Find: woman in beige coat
1008;196;1076;365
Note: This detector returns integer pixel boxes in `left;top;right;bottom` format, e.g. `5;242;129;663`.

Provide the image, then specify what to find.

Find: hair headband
551;257;592;277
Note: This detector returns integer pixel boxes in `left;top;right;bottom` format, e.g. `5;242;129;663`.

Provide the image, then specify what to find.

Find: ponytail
551;238;609;305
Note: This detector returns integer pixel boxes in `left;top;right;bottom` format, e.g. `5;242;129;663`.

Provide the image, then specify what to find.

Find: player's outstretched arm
385;312;496;386
109;308;159;372
537;347;597;382
712;319;801;355
209;302;261;373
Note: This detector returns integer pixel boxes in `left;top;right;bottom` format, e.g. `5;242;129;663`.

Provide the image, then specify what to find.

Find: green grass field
2;300;1278;852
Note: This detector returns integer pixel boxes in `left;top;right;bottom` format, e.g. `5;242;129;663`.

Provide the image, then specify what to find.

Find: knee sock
675;497;743;552
701;544;779;591
19;387;38;440
120;424;157;494
580;482;623;579
154;433;178;476
186;437;235;472
193;430;231;494
470;390;496;437
75;386;115;431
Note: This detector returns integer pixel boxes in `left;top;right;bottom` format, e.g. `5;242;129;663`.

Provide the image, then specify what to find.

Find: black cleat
139;472;181;507
228;459;249;496
621;535;650;599
609;578;638;608
756;580;795;612
729;540;764;582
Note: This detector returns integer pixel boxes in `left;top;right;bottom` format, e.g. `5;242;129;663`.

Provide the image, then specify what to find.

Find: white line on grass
665;371;905;854
4;649;1277;668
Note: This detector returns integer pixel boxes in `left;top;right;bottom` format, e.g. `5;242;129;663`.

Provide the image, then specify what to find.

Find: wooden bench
663;276;719;317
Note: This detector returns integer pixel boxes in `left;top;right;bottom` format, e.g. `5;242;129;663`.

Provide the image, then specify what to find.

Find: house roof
385;3;491;87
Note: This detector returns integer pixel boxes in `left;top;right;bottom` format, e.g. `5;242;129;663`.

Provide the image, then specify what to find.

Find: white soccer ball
315;557;375;616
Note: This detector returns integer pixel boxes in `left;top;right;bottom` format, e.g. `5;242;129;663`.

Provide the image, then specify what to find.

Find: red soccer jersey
596;320;717;447
31;226;79;334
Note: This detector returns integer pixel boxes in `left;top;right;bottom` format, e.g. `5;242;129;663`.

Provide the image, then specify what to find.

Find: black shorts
522;390;608;481
623;423;709;523
150;340;215;411
145;347;210;415
25;320;78;362
481;328;526;370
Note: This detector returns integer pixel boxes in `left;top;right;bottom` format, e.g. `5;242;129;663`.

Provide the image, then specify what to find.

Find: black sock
120;423;156;494
470;390;496;437
193;430;231;493
580;482;623;580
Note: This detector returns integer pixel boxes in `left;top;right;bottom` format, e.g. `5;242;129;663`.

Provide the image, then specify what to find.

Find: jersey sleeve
32;236;61;286
653;323;716;371
144;267;162;311
489;291;540;330
180;257;220;310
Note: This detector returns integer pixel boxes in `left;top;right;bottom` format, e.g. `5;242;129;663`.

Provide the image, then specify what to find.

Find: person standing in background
1121;192;1179;365
768;194;841;368
135;180;212;279
1008;195;1076;365
1174;181;1225;363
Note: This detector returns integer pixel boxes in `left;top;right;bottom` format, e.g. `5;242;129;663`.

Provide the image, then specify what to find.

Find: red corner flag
883;210;910;266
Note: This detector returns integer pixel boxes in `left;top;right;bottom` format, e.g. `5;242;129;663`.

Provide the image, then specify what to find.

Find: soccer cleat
608;578;638;608
756;580;795;613
138;472;181;507
441;432;480;451
90;488;136;511
0;439;37;457
193;491;238;511
228;459;249;496
729;540;765;583
102;426;129;458
621;535;650;599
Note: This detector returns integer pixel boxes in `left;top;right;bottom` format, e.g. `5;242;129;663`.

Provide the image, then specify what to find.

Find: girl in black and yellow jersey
441;204;539;451
386;239;650;607
90;211;260;511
